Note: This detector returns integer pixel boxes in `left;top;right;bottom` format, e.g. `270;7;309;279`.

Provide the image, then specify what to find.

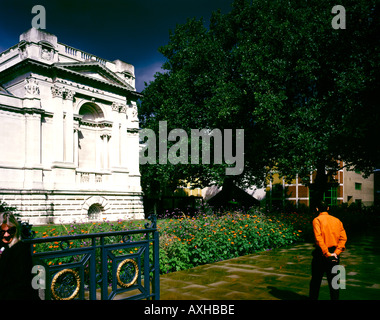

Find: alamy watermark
332;264;346;290
332;5;346;29
140;121;245;176
31;4;346;31
31;263;346;292
31;265;46;290
31;5;46;29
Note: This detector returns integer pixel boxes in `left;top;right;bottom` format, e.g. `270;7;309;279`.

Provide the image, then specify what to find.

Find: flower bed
156;210;310;273
32;209;311;275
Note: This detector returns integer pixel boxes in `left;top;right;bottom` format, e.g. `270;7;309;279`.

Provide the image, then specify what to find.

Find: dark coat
0;241;40;300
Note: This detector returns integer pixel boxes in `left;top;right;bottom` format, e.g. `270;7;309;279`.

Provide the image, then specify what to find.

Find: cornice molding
0;58;143;100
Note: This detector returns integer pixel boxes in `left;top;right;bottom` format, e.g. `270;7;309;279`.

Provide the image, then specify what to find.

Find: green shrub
157;209;306;273
31;205;378;275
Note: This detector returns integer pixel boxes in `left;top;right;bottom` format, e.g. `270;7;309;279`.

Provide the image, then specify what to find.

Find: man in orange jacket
309;201;347;300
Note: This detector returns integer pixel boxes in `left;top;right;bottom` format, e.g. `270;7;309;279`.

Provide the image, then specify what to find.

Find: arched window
77;102;104;169
79;103;104;121
88;203;103;220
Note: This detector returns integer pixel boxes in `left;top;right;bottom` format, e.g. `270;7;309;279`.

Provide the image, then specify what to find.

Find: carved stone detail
64;89;75;101
127;103;138;121
119;104;127;114
24;77;40;97
111;102;120;112
18;42;28;59
41;47;54;61
51;85;64;98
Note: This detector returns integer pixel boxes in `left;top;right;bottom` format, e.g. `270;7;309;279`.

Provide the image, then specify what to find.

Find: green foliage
31;211;308;275
0;201;18;215
156;209;309;273
140;0;379;203
327;204;380;236
31;206;379;276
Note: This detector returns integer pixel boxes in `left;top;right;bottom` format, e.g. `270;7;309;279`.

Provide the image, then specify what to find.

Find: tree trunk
310;160;328;211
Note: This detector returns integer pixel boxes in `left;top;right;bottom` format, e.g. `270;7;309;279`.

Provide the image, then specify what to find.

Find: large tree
140;0;379;208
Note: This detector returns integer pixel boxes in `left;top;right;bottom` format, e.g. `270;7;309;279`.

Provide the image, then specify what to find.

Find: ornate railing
24;215;160;300
62;44;107;65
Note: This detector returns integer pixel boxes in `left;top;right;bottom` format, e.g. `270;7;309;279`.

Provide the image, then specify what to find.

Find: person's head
317;201;329;213
0;212;21;247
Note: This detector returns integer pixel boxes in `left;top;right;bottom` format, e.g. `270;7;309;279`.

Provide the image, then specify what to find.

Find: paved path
160;232;380;300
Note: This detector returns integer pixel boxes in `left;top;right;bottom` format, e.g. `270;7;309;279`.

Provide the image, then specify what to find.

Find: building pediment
55;61;135;91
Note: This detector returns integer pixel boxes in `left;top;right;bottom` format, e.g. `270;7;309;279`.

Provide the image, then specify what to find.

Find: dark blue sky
0;0;234;92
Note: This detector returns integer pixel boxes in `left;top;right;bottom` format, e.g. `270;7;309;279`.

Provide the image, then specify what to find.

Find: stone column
127;128;140;176
96;131;102;171
119;105;128;168
101;133;111;170
63;89;75;163
51;85;64;162
24;112;41;166
24;77;42;167
24;111;42;186
23;110;43;189
110;102;120;168
73;127;79;167
126;101;139;175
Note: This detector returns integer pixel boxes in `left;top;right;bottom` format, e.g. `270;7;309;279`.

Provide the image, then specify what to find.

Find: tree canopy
140;0;379;206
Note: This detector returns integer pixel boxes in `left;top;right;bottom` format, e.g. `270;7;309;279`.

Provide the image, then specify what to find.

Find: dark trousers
309;247;340;300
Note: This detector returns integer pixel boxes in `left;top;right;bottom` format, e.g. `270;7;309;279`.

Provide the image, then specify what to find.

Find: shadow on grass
267;286;309;300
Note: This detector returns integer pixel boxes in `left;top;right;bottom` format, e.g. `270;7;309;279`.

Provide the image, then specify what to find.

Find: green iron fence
23;215;160;300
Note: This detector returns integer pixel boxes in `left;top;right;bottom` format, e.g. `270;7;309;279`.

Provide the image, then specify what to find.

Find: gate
23;215;160;300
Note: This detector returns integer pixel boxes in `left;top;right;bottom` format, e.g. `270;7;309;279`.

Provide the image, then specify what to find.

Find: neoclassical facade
0;28;144;224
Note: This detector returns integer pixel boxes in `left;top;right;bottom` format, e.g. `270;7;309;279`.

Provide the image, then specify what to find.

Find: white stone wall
0;191;144;225
0;28;144;224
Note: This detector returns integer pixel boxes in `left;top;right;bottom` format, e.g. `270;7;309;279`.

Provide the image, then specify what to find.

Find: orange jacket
312;212;347;257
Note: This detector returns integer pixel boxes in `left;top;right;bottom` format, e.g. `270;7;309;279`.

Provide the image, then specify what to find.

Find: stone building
0;28;144;224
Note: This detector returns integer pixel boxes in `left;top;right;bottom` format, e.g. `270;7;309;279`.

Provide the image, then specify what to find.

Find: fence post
89;237;97;300
153;226;160;299
100;236;109;300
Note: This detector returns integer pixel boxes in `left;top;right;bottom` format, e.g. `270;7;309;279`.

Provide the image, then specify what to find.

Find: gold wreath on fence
51;268;81;300
116;258;139;288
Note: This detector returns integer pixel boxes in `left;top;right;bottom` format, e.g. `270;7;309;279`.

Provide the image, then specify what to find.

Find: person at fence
0;212;40;300
309;201;347;300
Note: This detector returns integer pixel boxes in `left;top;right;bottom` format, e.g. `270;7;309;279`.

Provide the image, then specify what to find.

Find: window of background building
323;186;337;207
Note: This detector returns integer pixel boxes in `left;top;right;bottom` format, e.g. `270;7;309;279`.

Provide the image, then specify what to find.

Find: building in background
265;162;375;210
0;28;144;224
176;161;375;212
